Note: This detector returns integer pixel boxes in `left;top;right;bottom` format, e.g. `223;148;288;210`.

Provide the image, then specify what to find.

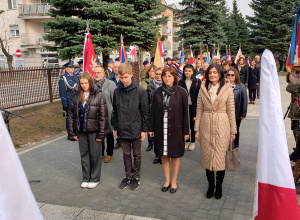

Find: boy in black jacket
111;63;149;190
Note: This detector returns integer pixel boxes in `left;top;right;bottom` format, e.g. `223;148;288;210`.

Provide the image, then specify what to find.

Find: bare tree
0;11;14;70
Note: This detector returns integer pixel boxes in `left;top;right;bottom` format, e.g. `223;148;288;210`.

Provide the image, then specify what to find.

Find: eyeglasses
162;75;173;79
227;74;235;77
156;73;162;76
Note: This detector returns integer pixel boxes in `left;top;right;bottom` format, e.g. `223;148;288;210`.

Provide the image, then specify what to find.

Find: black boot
206;169;215;199
146;140;153;151
215;170;225;199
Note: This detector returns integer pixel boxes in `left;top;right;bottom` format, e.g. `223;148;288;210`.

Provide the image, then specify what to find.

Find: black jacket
248;67;260;90
68;86;108;139
178;75;201;118
233;83;248;119
111;79;149;139
234;65;249;84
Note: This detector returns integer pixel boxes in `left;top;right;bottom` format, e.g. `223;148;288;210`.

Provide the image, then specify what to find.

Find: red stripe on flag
255;182;300;220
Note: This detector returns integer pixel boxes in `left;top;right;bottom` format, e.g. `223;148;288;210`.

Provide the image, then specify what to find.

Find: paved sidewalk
19;117;258;220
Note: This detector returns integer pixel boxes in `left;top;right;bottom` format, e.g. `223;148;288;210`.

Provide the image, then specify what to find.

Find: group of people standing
59;52;256;199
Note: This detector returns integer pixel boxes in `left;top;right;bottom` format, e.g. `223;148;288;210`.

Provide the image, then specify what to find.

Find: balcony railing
18;4;52;17
20;33;54;47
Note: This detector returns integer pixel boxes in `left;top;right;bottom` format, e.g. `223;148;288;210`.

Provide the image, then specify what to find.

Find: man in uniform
75;59;84;75
59;61;79;141
105;59;114;77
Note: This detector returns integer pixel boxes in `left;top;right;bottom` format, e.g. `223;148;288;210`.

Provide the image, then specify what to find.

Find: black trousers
119;138;141;179
78;132;102;182
234;119;242;148
249;89;257;102
186;105;195;143
279;61;284;71
102;132;114;156
256;84;260;98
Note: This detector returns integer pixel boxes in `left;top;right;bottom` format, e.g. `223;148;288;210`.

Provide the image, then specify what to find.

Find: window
43;26;51;33
10;25;19;37
0;55;5;69
14;55;25;68
42;54;59;67
8;0;17;9
41;0;48;3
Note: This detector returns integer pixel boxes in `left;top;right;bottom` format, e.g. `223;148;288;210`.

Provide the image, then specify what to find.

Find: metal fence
0;67;64;109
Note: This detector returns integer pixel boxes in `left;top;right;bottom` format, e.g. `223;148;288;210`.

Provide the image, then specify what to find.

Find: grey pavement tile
37;202;45;208
123;214;161;220
205;214;219;220
40;204;83;220
208;209;221;216
220;208;234;218
74;209;125;220
232;213;246;220
165;216;181;220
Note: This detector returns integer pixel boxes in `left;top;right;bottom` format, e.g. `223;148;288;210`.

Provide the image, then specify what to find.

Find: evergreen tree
175;0;227;57
247;0;298;54
43;0;166;62
226;0;250;54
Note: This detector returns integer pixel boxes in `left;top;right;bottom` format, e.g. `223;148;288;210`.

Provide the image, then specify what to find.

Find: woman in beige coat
195;63;237;200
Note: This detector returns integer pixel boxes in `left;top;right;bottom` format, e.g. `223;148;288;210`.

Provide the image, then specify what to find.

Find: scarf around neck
153;78;162;89
208;82;220;104
162;85;174;110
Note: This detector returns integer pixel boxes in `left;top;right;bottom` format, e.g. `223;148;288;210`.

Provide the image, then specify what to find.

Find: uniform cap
143;60;149;65
106;59;114;64
63;61;74;68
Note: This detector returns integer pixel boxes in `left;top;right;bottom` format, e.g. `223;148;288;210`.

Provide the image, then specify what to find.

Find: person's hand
114;130;118;139
63;105;68;111
240;116;245;119
140;132;146;141
230;134;236;142
73;136;78;141
193;117;196;121
184;135;189;141
256;83;259;85
96;139;102;142
149;132;154;138
195;131;200;142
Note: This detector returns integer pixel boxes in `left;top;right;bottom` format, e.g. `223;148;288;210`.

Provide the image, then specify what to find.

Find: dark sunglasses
227;74;235;77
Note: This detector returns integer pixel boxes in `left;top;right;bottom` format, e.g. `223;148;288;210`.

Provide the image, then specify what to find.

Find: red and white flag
189;47;194;65
83;33;97;79
255;49;300;220
0;115;43;219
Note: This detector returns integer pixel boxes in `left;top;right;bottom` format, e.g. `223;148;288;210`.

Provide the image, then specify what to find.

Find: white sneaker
188;143;195;151
87;182;99;189
81;182;89;188
185;142;190;150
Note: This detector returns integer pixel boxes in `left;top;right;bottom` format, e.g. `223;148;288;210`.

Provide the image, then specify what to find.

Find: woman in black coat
248;60;260;104
178;64;201;151
234;57;249;85
148;67;189;194
226;68;247;148
68;72;108;189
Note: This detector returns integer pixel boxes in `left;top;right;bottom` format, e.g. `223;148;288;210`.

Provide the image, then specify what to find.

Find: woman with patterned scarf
148;67;189;194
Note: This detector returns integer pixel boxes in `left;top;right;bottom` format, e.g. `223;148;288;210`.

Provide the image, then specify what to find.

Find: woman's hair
221;60;230;66
162;66;178;86
155;66;163;74
205;64;225;94
227;68;241;84
182;64;195;79
237;57;245;65
251;60;257;68
145;65;157;78
78;72;94;103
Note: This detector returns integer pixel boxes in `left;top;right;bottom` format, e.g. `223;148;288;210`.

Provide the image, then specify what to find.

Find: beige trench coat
194;79;237;171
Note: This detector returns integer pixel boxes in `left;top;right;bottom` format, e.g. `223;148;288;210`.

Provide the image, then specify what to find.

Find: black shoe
162;184;170;192
119;178;131;189
114;142;120;149
68;136;76;141
170;187;177;194
130;178;140;190
146;142;153;151
206;187;214;199
153;158;161;164
215;187;222;199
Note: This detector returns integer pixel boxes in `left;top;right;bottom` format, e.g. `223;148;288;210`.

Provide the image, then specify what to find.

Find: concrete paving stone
198;202;211;210
208;209;221;216
234;205;248;215
218;217;231;220
74;209;125;220
165;216;181;220
170;208;182;217
191;217;207;220
40;204;83;220
205;214;219;220
156;209;171;219
210;200;224;210
113;205;127;213
193;209;208;217
222;201;236;210
185;205;199;212
37;202;45;208
220;208;234;218
123;215;161;220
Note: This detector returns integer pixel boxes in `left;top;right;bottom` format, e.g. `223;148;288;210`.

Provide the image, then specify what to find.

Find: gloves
63;105;68;111
290;148;300;162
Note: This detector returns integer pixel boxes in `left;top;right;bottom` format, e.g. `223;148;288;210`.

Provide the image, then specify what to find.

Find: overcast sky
171;0;254;17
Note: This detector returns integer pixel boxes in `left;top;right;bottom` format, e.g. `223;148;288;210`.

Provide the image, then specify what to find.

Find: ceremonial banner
83;33;96;79
0;115;43;220
289;5;300;66
228;45;232;63
199;46;203;62
189;47;194;65
254;49;300;220
154;38;164;67
226;45;228;60
217;45;220;59
119;34;128;63
179;49;184;67
234;46;242;64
